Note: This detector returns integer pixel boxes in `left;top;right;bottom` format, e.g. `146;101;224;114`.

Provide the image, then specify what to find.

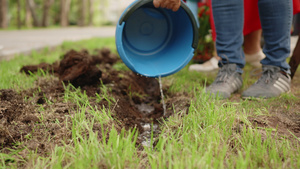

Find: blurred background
0;0;298;64
0;0;134;29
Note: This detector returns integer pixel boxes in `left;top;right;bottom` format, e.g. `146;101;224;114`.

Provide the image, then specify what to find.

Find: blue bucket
115;0;199;77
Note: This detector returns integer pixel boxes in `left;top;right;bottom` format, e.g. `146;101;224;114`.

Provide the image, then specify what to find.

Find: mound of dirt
20;48;118;87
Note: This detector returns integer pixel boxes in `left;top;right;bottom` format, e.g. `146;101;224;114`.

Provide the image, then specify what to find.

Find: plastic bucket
115;0;199;77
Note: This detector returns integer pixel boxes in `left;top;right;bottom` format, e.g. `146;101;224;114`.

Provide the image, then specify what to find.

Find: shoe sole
241;90;291;100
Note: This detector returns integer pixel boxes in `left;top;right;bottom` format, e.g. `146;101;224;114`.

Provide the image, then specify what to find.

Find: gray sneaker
242;65;291;99
206;64;243;99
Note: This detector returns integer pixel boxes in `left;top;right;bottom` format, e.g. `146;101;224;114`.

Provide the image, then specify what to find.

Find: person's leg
289;32;300;79
258;0;292;71
292;13;300;35
189;30;264;72
244;29;265;67
206;0;244;99
242;0;293;98
243;29;262;54
212;0;245;71
289;13;300;78
189;0;264;72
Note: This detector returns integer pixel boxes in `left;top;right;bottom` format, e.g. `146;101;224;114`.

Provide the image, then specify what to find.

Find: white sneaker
245;50;265;67
189;57;219;72
189;50;265;72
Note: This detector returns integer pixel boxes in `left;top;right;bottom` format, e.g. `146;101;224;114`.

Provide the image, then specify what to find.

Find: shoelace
215;65;233;83
257;67;278;84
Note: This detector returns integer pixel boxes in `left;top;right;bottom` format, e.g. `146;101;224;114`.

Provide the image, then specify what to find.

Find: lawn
0;37;300;168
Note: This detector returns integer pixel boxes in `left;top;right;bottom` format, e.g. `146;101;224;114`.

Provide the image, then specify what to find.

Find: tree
17;0;21;29
0;0;8;28
42;0;54;27
78;0;87;26
60;0;71;27
25;0;32;28
26;0;40;27
88;0;94;26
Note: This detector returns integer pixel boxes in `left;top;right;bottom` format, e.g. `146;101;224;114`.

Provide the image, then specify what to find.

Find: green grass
144;87;300;168
1;37;300;168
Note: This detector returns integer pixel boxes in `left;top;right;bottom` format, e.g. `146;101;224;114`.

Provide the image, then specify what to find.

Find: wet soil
1;48;300;165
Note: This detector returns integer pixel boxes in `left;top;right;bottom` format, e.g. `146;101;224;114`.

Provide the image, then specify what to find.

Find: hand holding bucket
115;0;199;77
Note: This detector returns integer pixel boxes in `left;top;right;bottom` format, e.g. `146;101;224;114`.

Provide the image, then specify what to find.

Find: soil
1;48;300;166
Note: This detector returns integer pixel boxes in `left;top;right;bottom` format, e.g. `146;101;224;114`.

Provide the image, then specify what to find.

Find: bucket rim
118;0;199;49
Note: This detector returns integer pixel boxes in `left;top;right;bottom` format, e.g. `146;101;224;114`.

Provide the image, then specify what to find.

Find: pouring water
158;76;167;116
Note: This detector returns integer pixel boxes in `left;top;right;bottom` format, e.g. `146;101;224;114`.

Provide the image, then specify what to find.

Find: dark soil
1;48;190;164
1;48;300;166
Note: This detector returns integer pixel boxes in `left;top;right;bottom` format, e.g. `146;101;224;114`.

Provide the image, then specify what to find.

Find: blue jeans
212;0;293;73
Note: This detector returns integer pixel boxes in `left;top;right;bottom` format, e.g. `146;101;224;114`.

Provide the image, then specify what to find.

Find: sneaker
189;56;219;72
206;64;243;99
189;50;265;73
242;65;291;99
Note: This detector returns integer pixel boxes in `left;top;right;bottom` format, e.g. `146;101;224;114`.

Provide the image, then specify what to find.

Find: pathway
0;26;116;61
0;26;298;61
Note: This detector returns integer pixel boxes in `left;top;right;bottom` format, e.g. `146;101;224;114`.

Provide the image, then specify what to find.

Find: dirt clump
20;62;60;75
58;50;102;87
20;48;118;87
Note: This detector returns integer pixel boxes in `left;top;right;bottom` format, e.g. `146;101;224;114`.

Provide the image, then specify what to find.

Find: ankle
245;50;265;63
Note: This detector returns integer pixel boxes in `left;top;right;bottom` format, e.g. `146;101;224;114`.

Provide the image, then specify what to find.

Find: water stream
137;76;167;147
159;76;166;116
